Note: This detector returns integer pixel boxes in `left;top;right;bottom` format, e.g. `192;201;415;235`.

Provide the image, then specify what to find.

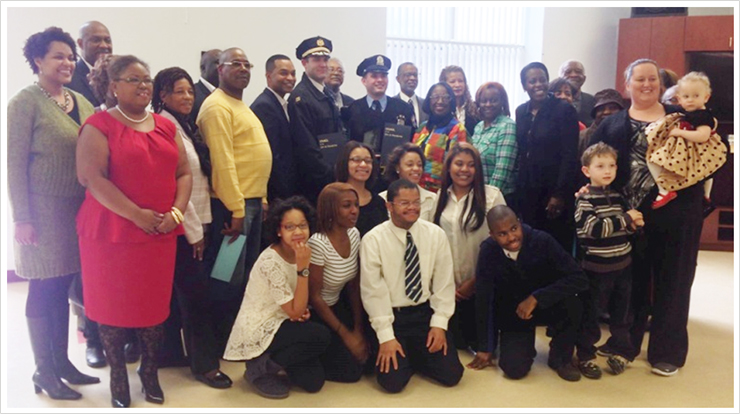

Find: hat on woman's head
591;89;625;118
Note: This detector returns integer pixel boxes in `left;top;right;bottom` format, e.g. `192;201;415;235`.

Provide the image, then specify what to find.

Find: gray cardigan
7;85;94;223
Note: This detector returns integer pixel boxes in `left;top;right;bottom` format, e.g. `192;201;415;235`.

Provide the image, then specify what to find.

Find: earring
396;171;400;174
114;92;118;97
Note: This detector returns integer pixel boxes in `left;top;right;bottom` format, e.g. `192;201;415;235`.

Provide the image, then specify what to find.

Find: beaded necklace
115;105;150;123
35;82;71;112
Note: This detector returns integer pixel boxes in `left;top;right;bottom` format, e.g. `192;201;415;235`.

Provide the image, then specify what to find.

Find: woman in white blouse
152;68;232;388
432;142;506;352
224;197;330;399
379;143;436;221
307;183;368;382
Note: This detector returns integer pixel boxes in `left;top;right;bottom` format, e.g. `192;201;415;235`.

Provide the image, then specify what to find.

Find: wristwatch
297;268;310;278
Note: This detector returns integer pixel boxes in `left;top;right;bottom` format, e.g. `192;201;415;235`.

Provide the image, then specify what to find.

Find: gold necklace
35;82;70;111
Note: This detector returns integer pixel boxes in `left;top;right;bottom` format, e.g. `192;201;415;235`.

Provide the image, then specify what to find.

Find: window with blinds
386;6;527;111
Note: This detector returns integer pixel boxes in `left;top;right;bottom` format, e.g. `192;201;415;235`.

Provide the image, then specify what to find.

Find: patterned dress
412;118;466;193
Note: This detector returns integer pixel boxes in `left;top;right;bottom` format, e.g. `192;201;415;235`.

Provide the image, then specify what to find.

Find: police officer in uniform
344;55;414;155
288;36;343;205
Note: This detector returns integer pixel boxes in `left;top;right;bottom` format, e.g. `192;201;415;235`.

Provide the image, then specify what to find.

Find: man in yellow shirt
197;47;272;353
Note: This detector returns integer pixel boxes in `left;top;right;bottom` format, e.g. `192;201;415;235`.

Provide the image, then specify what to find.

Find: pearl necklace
116;105;150;123
35;82;70;111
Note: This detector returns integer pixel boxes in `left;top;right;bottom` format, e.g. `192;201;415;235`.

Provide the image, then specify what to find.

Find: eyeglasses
392;200;422;208
116;77;154;85
222;61;254;70
348;157;373;165
429;95;451;103
282;222;309;232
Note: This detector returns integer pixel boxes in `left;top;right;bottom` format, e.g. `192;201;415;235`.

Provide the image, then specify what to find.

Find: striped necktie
404;231;422;302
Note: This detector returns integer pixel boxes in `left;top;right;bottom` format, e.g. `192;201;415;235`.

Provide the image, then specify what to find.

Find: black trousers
630;184;703;367
264;320;331;393
449;296;478;351
576;265;634;361
313;291;365;383
376;302;464;393
162;235;221;375
497;295;582;380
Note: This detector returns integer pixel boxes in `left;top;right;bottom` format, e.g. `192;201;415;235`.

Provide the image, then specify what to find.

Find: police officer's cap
296;36;332;60
356;54;392;76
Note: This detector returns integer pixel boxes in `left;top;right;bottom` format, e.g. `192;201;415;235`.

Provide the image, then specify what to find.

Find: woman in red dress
76;55;192;408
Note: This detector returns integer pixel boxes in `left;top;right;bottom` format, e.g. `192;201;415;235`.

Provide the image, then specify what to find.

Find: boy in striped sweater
574;142;644;379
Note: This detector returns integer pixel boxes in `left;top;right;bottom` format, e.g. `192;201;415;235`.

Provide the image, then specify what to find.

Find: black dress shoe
194;371;233;389
86;346;107;368
111;396;130;408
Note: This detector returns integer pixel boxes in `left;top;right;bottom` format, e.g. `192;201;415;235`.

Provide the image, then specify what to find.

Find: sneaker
596;345;614;357
651;362;679;377
578;360;602;379
652;191;677;209
245;371;289;399
607;355;630;375
555;363;582;382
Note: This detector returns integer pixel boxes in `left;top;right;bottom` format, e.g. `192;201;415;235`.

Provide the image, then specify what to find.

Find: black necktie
408;99;417;127
372;100;382;114
405;231;422;302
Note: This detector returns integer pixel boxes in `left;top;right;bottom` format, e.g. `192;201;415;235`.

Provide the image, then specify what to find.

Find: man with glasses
197;47;272;354
394;62;427;129
288;36;342;205
360;179;463;393
325;57;354;110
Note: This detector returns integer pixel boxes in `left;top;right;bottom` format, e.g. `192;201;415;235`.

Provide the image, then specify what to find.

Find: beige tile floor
2;250;735;411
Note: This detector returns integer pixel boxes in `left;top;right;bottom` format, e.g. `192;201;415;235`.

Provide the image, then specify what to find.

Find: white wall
541;7;632;96
4;7;386;104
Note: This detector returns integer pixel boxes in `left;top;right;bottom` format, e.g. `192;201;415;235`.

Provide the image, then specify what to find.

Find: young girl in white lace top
223;197;330;399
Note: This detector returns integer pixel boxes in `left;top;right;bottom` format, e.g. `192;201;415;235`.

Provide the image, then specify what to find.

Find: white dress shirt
199;77;216;93
360;219;456;344
399;91;420;127
435;184;506;287
378;184;436;222
267;87;290;121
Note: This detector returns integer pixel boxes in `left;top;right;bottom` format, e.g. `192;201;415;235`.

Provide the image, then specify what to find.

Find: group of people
7;20;726;407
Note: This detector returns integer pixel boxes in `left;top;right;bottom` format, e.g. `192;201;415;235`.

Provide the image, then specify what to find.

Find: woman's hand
155;212;179;234
455;278;476;302
290;308;311;322
14;222;38;246
545;196;565;220
467;352;494;370
293;241;311;271
575;185;590;199
133;209;165;235
191;238;205;261
341;329;369;364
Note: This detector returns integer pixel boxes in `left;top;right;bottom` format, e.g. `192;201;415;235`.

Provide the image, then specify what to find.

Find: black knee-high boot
27;316;82;400
98;325;130;408
136;325;164;404
50;304;100;385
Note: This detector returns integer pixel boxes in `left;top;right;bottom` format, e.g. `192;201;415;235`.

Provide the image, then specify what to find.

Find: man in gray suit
394;62;427;129
559;60;596;127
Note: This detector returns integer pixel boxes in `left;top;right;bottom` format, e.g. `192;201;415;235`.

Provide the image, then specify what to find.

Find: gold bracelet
171;206;184;223
169;210;182;224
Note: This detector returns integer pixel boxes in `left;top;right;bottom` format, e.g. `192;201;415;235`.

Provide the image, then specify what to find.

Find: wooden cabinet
684;15;734;51
615;14;735;92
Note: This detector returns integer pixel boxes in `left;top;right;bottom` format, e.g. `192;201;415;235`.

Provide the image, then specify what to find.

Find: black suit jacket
68;59;100;107
576;92;596;127
251;88;297;203
394;93;428;129
287;73;342;204
343;96;415;151
191;80;212;125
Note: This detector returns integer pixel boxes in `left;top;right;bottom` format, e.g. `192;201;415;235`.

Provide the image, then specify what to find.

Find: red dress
77;111;183;327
